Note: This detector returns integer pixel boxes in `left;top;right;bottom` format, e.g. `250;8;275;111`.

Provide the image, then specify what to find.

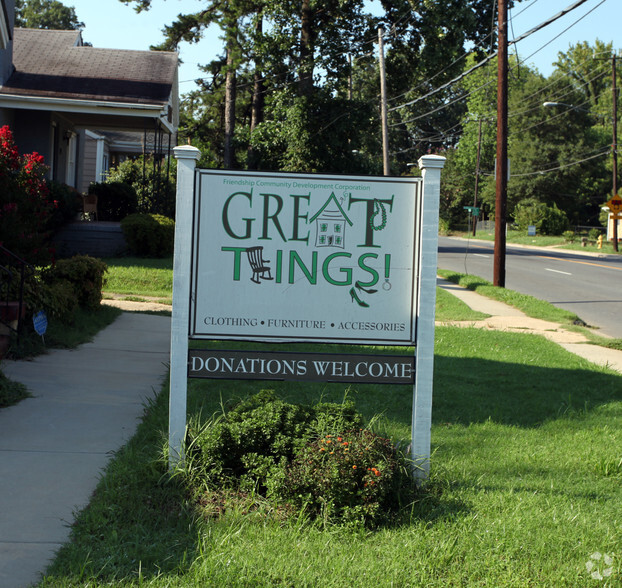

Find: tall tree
15;0;84;30
127;0;264;168
124;0;518;174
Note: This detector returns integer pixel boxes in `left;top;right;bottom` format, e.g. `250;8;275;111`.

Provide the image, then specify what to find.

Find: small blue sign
33;310;48;336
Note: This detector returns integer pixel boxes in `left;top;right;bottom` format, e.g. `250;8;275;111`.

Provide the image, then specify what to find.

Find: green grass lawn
438;270;622;352
36;283;622;587
102;256;173;300
437;269;583;327
435;286;489;322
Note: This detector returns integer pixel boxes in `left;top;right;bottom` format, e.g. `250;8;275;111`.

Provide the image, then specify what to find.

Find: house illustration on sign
309;193;353;249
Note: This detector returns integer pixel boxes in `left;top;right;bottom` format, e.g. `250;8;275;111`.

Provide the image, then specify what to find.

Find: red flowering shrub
274;429;415;527
0;125;55;265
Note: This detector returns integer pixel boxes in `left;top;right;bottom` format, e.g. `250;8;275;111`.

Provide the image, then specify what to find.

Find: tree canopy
112;2;619;227
440;41;616;229
121;0;509;173
15;0;84;30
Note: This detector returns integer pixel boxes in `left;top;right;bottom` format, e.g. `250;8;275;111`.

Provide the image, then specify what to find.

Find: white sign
191;171;422;345
169;148;445;481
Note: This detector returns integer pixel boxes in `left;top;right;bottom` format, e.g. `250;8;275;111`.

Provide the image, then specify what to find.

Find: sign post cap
173;145;201;161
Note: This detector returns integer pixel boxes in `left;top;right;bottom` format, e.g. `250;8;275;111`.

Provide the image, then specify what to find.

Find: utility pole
378;26;390;176
494;0;508;287
473;118;483;236
612;54;618;251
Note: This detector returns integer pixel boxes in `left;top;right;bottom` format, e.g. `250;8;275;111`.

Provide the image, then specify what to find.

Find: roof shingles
0;28;177;106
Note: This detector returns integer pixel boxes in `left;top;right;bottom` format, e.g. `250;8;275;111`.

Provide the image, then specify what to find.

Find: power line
508;0;594;47
504;148;610;177
386;0;545;106
388;0;605;116
510;0;608;70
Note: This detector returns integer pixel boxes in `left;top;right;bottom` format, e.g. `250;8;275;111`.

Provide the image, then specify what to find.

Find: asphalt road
437;236;622;339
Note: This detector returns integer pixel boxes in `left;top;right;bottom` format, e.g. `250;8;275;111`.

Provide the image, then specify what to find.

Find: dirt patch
102;297;171;313
436;317;588;344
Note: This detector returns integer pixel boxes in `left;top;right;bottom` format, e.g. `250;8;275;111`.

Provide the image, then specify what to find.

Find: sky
65;0;619;96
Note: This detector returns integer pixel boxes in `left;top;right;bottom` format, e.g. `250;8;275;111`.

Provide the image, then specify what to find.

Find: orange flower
352;465;357;469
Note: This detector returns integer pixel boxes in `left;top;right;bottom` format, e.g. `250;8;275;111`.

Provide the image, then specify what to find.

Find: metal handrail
0;246;34;337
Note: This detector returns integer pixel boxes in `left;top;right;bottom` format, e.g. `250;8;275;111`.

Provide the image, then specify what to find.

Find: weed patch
0;369;29;408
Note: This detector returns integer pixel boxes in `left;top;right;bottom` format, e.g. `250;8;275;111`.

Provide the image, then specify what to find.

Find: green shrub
30;278;78;322
541;203;570;235
513;198;569;235
188;391;315;490
121;213;175;257
274;429;413;526
105;156;177;218
42;255;107;311
588;228;602;241
88;181;137;221
438;217;450;235
46;180;80;231
2;266;77;324
562;230;576;243
183;391;414;527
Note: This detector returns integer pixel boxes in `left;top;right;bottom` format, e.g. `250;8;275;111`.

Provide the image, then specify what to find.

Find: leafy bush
0;125;55;265
274;429;413;526
46;180;81;231
513;198;569;235
541;203;570;235
588;228;602;241
105;156;177;218
41;255;107;311
183;391;415;527
121;213;175;257
88;181;137;221
562;230;576;243
27;277;78;322
4;256;106;330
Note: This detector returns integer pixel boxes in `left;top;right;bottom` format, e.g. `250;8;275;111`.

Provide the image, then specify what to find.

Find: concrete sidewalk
0;313;171;588
437;277;622;374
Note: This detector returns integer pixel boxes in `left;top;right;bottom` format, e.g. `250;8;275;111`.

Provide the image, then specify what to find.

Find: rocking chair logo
246;246;273;284
191;170;422;344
